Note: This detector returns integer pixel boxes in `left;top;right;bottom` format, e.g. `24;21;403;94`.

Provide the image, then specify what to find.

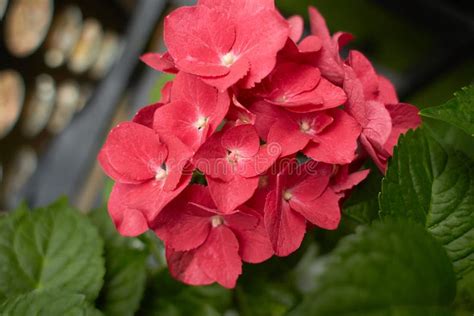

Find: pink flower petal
108;176;190;236
332;167;370;193
196;226;242;289
289;188;341;230
304;109;361;164
160;133;194;191
98;122;168;183
288;15;304;42
166;247;214;286
133;103;161;128
221;124;260;157
267;118;310;157
141;52;178;73
164;5;235;77
207;175;259;214
236;144;281;178
384;103;421;155
249;100;287;140
153;186;215;251
347;50;379;100
377;75;399;104
264;189;307;257
226;206;273;263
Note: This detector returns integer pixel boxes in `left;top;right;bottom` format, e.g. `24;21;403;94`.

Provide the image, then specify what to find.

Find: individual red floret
98;122;193;236
154;185;273;288
264;159;342;256
308;6;353;85
153;72;230;151
251;61;347;113
162;1;289;91
193;124;281;213
344;51;421;171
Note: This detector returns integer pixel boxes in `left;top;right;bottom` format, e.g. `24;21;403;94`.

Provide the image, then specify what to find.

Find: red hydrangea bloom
98;1;421;289
154;185;273;288
158;0;289;91
193;124;280;213
344;51;421;171
153;72;230;151
264;160;342;256
98;122;193;236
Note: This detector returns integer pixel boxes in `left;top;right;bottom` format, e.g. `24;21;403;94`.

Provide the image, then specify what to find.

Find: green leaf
342;167;382;224
290;221;456;316
421;85;474;137
0;290;100;316
139;270;232;316
89;208;147;316
379;128;474;279
97;247;147;316
0;199;105;302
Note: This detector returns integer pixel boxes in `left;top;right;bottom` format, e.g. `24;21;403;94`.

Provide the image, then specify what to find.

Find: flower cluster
99;1;420;288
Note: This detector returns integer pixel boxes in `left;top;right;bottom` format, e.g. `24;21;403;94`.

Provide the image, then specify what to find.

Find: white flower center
211;215;224;227
155;167;167;181
221;52;236;67
283;190;293;201
194;116;208;130
299;121;311;133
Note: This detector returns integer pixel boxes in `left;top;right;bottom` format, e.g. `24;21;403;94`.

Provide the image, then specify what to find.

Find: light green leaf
290;221;456;316
0;199;105;302
379;128;474;279
421;85;474;137
0;290;99;316
89;208;147;316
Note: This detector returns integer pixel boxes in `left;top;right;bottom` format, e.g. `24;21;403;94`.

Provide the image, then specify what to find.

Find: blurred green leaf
89;207;147;316
290;221;456;316
0;198;105;303
379;128;474;279
0;290;101;316
150;73;175;103
139;270;232;316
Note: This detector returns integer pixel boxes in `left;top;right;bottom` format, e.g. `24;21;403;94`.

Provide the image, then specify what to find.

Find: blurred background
0;0;472;212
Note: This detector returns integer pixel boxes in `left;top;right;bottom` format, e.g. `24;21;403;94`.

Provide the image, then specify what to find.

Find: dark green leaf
379;129;474;279
89;208;147;316
421;85;474;137
290;221;456;316
139;270;232;316
342;168;382;224
0;199;105;302
0;290;101;316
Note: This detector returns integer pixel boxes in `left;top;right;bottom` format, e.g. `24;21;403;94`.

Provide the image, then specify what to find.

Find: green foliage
0;290;101;316
342;166;382;224
421;85;474;137
90;208;148;316
379;128;474;279
139;270;232;316
0;199;105;303
291;221;457;316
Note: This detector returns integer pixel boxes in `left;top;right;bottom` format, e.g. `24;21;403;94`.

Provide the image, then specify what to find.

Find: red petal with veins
166;247;214;286
289;188;341;230
264;188;307;257
141;52;178;74
207;175;259;214
196;226;242;288
304;109;361;164
98;122;168;184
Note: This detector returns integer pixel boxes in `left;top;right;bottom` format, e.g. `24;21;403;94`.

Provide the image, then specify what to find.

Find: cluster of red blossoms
99;0;420;288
